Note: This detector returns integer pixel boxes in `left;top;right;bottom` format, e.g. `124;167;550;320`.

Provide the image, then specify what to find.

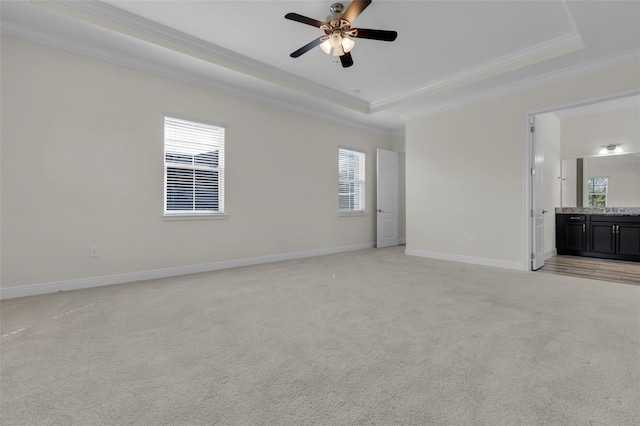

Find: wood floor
539;255;640;286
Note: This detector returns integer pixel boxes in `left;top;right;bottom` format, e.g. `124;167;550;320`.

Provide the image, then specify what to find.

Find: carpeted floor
1;246;639;425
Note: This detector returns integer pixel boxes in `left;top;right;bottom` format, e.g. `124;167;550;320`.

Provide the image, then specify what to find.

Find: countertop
555;207;640;216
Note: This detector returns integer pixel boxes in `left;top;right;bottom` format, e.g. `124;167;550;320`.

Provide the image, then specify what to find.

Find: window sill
338;211;367;217
163;213;228;221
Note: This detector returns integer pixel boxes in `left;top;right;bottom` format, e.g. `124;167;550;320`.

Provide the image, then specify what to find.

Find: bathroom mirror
561;152;640;207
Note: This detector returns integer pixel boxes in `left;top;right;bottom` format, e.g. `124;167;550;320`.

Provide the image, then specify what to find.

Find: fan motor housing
329;3;344;14
327;3;347;27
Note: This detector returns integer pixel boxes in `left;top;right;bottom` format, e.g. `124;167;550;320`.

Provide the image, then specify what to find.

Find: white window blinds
164;116;225;214
339;148;365;212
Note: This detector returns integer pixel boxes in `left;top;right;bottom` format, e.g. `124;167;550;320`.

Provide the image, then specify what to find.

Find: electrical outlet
90;246;99;257
470;235;478;244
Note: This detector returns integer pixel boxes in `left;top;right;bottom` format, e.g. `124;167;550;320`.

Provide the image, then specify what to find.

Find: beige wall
391;135;406;242
561;159;578;207
1;36;392;291
406;61;640;269
561;107;640;160
398;151;406;243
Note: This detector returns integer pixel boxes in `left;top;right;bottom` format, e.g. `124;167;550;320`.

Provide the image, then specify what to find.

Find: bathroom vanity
556;208;640;262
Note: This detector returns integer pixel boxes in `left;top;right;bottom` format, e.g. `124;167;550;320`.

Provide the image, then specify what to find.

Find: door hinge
531;253;535;260
530;125;535;133
531;209;535;217
530;168;536;175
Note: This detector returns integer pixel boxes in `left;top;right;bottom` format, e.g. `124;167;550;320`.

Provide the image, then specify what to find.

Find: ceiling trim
400;49;640;121
34;0;371;113
6;1;637;136
29;0;587;116
372;0;582;112
0;25;393;138
371;32;584;112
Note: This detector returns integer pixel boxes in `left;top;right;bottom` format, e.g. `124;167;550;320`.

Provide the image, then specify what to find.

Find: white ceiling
2;0;639;136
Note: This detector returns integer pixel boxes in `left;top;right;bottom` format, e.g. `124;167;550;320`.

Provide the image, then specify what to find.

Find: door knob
542;210;548;214
377;209;384;213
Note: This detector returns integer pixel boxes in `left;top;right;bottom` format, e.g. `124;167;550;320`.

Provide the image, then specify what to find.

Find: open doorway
527;91;640;272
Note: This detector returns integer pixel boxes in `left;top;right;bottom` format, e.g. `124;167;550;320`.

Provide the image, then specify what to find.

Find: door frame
523;89;639;271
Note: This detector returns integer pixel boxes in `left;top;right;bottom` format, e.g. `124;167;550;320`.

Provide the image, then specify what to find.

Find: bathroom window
587;177;608;207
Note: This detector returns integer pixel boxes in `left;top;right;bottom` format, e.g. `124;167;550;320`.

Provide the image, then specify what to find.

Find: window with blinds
338;148;365;212
164;116;225;215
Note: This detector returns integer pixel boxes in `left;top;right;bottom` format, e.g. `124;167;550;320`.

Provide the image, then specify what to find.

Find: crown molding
28;0;586;117
0;26;395;137
400;49;640;121
6;0;636;135
33;0;370;113
371;31;584;113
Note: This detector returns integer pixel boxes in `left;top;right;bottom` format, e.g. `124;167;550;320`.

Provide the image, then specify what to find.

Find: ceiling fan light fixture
329;33;342;48
320;39;332;54
341;36;355;53
285;0;397;67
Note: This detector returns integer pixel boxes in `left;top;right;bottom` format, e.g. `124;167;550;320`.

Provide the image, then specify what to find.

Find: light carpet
1;247;639;425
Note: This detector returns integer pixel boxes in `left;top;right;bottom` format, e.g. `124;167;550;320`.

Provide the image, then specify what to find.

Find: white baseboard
405;248;526;271
1;243;374;300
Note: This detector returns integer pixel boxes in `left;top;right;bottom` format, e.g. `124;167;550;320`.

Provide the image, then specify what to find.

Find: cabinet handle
616;225;619;234
582;224;585;232
570;216;581;220
612;226;616;234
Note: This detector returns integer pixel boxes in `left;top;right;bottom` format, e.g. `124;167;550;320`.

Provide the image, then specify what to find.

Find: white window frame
338;147;366;215
163;115;226;220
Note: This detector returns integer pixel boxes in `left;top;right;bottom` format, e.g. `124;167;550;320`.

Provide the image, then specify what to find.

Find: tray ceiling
2;0;639;135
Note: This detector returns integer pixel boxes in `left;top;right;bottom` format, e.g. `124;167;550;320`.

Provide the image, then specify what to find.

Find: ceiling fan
285;0;397;68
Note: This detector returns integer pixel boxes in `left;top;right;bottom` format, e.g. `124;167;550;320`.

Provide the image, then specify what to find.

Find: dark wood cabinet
556;214;640;262
618;224;640;256
556;215;587;255
589;223;615;254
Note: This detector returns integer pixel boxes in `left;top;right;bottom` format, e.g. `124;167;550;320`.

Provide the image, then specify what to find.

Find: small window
338;148;365;212
587;177;608;207
164;116;225;216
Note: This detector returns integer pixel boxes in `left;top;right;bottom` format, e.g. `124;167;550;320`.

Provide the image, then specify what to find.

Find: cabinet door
616;224;640;256
565;223;586;251
590;223;615;254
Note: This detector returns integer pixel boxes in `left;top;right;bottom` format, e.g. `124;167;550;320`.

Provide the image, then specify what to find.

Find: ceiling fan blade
290;37;324;58
285;12;326;28
341;0;372;25
350;28;397;42
340;52;354;68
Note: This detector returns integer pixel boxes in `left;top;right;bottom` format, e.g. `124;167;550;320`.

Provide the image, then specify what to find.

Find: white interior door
377;149;399;248
531;116;545;270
